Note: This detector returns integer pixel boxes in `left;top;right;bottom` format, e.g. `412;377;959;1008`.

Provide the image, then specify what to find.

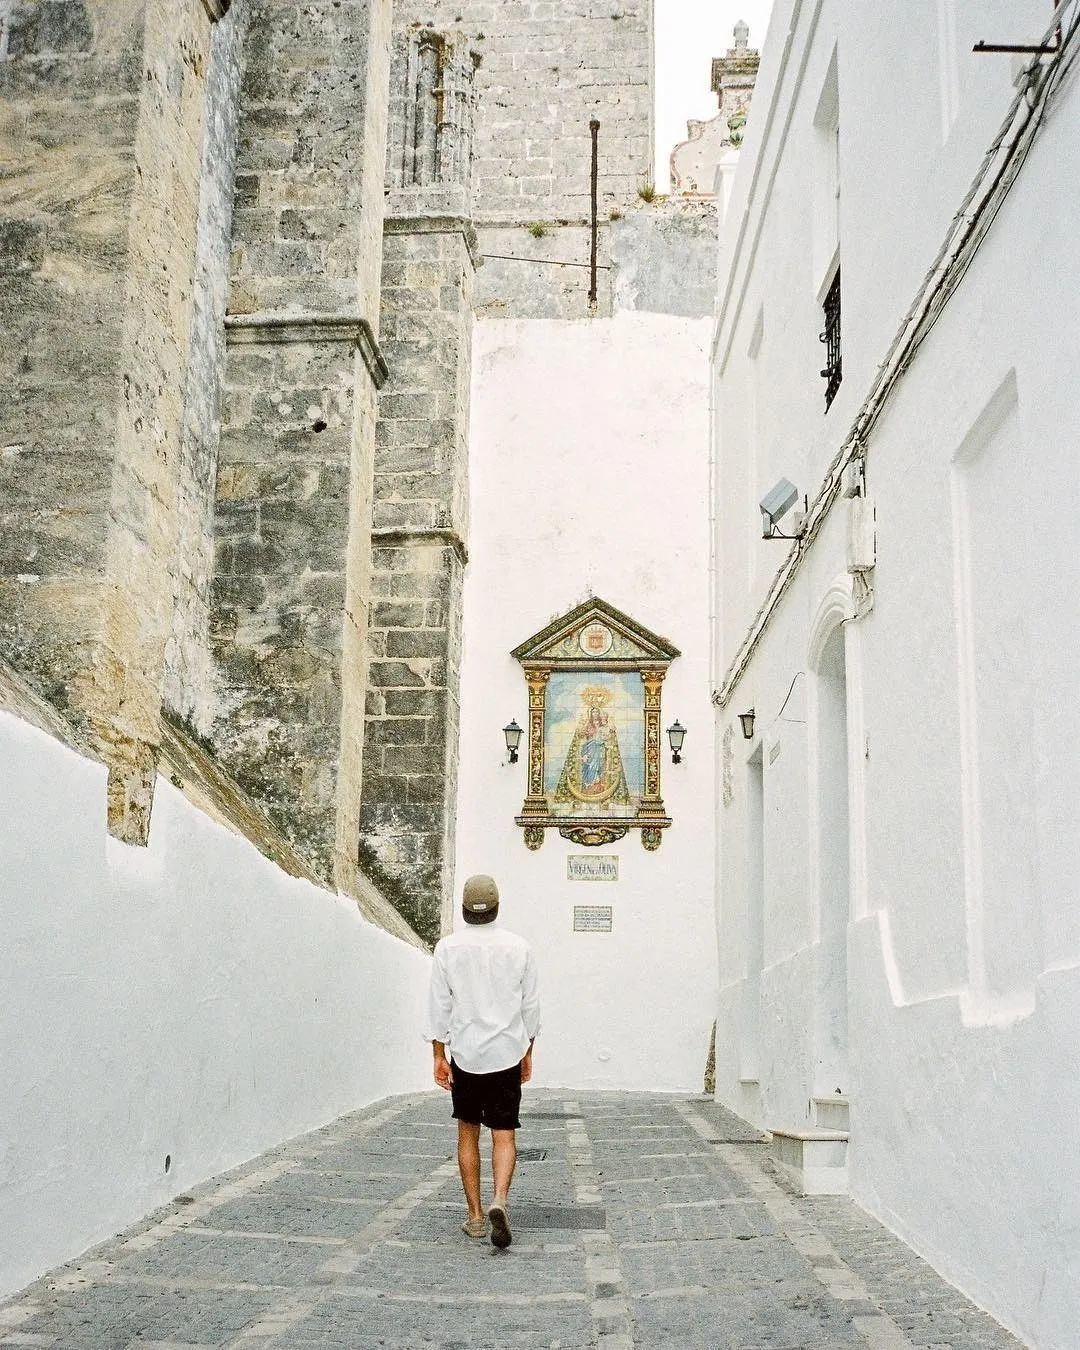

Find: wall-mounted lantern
667;719;687;764
503;719;523;764
739;709;756;740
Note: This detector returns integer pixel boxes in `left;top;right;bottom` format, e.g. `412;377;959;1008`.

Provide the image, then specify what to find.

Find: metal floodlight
760;478;800;538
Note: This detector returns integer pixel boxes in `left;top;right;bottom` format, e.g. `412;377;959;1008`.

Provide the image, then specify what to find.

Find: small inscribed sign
573;905;613;933
567;854;618;882
722;724;734;807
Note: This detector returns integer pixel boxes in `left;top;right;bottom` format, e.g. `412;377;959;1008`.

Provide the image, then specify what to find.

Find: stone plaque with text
573;905;613;933
567;854;618;882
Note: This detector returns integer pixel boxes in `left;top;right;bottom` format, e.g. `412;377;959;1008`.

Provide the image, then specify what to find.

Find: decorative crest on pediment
511;597;680;668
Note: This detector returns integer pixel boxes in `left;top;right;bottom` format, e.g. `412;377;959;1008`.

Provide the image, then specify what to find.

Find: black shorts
450;1059;522;1130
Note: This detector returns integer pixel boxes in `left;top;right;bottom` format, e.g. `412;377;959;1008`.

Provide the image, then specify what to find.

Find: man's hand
433;1045;453;1091
520;1047;533;1084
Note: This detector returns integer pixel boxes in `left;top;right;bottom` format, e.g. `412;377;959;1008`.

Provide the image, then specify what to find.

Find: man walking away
425;875;541;1249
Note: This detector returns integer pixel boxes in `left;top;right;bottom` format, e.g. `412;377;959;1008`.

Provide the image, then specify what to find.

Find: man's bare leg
457;1121;483;1221
491;1128;517;1206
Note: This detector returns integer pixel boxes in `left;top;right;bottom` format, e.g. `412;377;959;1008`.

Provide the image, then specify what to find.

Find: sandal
488;1203;512;1249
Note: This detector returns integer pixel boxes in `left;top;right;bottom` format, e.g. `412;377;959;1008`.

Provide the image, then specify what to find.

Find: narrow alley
0;1093;1021;1349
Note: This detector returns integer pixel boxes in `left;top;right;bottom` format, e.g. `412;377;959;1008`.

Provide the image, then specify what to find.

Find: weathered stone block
0;219;47;274
385;629;450;659
380;744;436;776
368;660;427;688
371;600;427;629
384;688;443;717
405;774;446;804
7;1;94;58
366;717;429;747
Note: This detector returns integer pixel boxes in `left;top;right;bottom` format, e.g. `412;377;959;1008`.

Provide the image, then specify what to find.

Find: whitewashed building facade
709;1;1080;1345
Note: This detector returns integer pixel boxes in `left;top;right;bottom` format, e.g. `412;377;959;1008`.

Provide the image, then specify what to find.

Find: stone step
769;1127;849;1196
812;1094;850;1131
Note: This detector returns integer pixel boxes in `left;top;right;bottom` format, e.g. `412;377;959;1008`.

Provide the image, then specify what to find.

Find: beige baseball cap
462;874;499;914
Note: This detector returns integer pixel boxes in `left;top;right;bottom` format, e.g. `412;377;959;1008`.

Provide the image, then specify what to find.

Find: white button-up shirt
425;921;541;1075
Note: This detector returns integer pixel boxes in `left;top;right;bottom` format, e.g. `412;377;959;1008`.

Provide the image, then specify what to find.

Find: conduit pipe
713;0;1080;709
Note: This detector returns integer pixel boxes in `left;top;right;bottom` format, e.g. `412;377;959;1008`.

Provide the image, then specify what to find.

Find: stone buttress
359;25;478;944
0;0;229;842
203;0;395;900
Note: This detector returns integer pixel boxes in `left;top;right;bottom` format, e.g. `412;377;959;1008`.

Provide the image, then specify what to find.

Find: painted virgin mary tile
511;598;679;849
544;672;644;818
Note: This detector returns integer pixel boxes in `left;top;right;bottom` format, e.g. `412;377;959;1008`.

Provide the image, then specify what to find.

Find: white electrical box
846;496;876;573
841;459;865;498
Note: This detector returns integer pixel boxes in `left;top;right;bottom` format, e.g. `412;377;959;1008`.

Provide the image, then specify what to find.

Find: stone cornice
224;311;388;389
383;213;481;269
370;526;469;567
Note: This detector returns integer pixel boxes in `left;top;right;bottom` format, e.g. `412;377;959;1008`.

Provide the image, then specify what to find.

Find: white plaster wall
455;312;717;1092
710;1;1080;1343
0;711;431;1301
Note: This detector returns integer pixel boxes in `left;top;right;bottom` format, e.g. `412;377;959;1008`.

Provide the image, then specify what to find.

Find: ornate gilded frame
511;598;679;850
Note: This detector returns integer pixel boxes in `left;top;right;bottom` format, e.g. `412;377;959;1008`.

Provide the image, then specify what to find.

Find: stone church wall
0;0;218;843
392;0;653;223
357;1;658;940
164;4;248;731
1;0;668;951
202;0;394;898
361;213;473;944
0;0;427;940
356;22;478;944
0;0;142;720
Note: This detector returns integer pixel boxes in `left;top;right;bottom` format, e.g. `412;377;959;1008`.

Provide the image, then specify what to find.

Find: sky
654;0;776;186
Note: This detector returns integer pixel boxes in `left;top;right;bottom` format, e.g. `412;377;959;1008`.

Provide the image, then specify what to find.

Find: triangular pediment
511;597;680;666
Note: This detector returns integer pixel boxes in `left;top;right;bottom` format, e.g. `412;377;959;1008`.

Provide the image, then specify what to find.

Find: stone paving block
310;1146;449;1175
600;1174;751;1207
329;1132;447;1155
511;1204;608;1232
8;1285;279;1349
113;1231;332;1288
630;1285;864;1349
282;1290;594;1348
807;1205;1023;1348
692;1100;771;1143
593;1152;735;1183
619;1237;815;1292
607;1197;776;1244
266;1168;419;1206
347;1241;586;1298
595;1123;701;1140
198;1194;381;1241
510;1184;583;1208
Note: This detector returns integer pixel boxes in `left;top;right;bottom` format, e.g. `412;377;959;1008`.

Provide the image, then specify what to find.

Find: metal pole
588;119;600;308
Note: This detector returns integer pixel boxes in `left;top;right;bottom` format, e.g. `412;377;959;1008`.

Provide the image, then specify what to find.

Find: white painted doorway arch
807;577;856;1099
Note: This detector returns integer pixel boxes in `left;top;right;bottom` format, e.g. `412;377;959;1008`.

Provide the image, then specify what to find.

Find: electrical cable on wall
713;0;1080;709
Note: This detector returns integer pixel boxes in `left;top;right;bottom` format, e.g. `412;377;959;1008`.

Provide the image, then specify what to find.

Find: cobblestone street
0;1093;1023;1350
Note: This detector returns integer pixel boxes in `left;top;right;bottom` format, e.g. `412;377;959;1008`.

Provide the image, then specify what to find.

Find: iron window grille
819;267;842;410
